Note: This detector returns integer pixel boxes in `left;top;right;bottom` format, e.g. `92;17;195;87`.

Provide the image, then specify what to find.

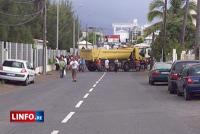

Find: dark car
177;64;200;100
168;60;200;94
149;62;172;85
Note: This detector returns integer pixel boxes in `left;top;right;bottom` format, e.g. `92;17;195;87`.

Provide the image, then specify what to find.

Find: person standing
70;57;79;82
105;59;109;72
55;56;60;71
114;58;119;72
59;57;66;78
79;58;85;72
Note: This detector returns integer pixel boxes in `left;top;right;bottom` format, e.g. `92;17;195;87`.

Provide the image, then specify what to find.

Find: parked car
177;63;200;100
149;62;172;85
168;60;200;94
0;59;35;86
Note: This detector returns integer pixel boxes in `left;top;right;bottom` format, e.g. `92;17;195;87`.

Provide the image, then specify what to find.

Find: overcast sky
71;0;153;34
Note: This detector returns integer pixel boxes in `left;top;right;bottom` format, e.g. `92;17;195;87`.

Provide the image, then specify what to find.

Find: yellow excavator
80;46;148;71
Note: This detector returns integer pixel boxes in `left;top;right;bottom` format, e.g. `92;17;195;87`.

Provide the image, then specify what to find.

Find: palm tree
195;0;200;60
146;0;197;60
180;0;189;48
147;0;196;34
146;0;164;35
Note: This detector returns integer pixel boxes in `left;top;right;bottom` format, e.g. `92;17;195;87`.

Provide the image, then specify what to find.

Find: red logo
10;111;37;122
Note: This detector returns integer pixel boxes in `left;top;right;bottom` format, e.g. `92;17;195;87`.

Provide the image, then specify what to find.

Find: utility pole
195;0;200;59
86;24;88;48
94;28;96;45
77;21;80;43
162;0;167;62
93;29;95;45
73;18;76;55
56;0;59;50
43;0;47;75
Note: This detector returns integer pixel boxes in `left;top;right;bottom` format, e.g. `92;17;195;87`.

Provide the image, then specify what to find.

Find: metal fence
0;41;68;67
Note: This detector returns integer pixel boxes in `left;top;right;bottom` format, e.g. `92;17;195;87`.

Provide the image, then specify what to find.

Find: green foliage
136;36;144;44
147;0;197;60
84;32;100;44
0;0;80;50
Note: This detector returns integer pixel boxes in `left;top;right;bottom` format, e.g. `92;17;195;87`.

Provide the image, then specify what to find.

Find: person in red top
96;58;101;71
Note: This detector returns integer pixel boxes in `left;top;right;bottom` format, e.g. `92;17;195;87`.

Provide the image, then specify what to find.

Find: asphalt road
0;71;200;134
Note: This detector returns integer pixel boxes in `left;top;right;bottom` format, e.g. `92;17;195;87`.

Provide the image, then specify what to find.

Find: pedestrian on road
55;56;60;71
79;58;85;72
114;58;119;72
59;56;66;78
96;58;101;71
105;59;109;72
70;57;79;82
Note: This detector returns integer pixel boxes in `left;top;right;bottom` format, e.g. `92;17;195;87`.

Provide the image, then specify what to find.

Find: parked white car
0;59;35;86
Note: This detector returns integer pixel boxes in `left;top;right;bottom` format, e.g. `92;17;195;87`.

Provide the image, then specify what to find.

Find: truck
80;47;148;72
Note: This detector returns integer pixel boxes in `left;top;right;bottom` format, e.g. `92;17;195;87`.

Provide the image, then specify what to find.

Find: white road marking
89;88;94;92
83;93;89;99
75;100;84;108
51;130;59;134
61;112;75;123
93;84;97;88
96;81;99;84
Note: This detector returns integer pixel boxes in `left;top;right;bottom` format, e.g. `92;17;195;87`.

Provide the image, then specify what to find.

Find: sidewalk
0;71;59;95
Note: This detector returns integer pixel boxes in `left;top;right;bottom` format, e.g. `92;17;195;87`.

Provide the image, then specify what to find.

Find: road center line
93;84;97;88
83;93;89;99
75;100;84;108
61;112;75;123
89;88;94;92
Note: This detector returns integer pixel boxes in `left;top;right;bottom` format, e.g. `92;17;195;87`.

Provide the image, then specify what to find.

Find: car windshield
190;66;200;76
174;61;200;73
3;61;24;68
155;63;171;70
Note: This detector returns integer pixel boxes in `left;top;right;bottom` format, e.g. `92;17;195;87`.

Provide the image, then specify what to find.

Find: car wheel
24;76;29;86
31;76;35;84
168;84;175;94
149;77;154;85
184;87;191;101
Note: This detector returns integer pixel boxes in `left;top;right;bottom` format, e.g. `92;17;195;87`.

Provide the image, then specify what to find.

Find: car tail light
21;68;27;73
170;73;178;80
187;77;193;84
152;70;160;76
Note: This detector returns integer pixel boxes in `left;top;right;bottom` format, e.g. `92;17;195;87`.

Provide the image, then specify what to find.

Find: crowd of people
55;55;86;82
95;58;154;72
54;55;154;81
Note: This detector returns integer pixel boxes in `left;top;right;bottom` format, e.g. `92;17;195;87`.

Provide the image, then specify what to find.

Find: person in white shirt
105;59;109;72
70;57;79;82
55;56;60;71
64;56;67;64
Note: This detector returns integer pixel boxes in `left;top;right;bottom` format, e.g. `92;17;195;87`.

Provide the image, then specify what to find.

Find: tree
0;0;81;50
146;0;197;60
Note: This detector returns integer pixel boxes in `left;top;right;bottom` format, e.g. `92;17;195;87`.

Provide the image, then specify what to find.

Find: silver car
0;59;35;86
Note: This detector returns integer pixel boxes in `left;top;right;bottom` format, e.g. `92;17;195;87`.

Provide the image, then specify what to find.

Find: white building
112;19;144;43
